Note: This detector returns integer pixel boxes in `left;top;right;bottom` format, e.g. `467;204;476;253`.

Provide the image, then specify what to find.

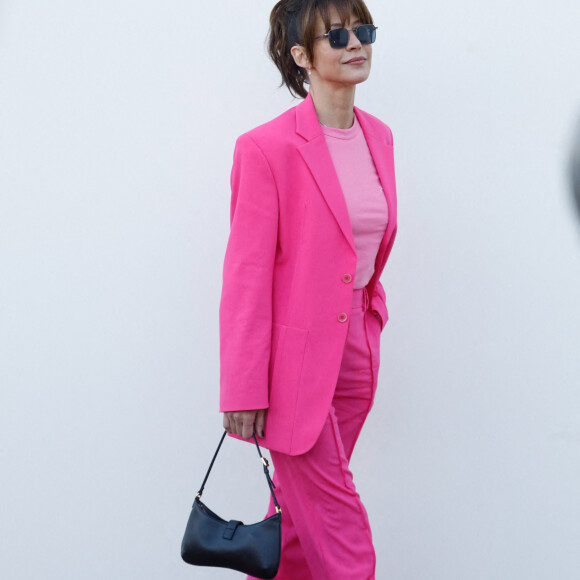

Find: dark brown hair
268;0;374;99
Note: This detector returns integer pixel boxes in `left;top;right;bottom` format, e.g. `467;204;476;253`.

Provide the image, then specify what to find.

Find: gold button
338;313;348;323
342;274;353;284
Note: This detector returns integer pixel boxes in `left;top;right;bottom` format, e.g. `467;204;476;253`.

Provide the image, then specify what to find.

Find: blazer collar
296;93;324;141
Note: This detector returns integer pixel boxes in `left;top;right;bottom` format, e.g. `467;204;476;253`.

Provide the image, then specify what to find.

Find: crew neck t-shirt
321;115;388;289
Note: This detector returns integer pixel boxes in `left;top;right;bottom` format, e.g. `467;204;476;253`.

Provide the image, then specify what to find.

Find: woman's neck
309;84;356;129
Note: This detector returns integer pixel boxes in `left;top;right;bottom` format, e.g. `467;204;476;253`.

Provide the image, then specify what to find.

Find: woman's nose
346;28;362;49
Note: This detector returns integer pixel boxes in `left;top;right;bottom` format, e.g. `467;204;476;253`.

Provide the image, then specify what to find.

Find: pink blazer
219;93;398;455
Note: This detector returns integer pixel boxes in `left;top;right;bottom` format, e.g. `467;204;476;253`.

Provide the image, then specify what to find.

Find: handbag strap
196;430;281;514
251;433;281;514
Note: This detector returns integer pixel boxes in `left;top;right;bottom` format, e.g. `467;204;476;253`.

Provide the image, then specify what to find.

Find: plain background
1;1;580;578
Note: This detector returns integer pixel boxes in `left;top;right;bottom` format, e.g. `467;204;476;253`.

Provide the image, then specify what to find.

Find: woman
219;0;397;577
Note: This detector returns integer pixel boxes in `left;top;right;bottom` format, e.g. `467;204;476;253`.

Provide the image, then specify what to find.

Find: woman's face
310;7;372;88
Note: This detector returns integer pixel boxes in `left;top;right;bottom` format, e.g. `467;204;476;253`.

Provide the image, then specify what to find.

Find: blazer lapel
296;95;356;255
294;95;398;269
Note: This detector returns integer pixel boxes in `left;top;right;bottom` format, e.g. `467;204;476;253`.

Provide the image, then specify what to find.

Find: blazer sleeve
219;134;279;413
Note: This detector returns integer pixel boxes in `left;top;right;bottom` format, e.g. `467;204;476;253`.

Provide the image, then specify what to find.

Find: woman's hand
223;409;267;440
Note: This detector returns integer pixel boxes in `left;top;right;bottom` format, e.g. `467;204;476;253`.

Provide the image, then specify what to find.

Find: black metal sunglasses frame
314;24;378;49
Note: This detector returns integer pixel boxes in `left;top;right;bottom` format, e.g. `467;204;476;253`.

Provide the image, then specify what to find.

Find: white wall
1;1;579;578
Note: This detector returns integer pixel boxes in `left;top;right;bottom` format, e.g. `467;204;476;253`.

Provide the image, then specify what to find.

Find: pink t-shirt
322;115;388;289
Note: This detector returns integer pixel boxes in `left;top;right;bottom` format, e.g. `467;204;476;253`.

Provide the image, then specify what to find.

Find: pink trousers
249;288;382;580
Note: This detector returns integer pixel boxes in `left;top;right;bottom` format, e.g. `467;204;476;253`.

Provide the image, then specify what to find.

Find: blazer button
341;273;353;284
338;312;348;323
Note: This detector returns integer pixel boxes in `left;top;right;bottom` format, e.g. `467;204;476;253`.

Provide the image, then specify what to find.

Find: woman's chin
342;65;371;85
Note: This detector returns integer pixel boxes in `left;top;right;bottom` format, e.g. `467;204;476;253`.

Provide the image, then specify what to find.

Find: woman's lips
345;57;366;65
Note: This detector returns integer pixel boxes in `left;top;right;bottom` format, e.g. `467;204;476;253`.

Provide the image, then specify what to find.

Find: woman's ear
291;45;311;71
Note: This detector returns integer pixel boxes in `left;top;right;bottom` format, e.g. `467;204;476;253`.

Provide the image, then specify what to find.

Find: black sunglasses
314;24;378;49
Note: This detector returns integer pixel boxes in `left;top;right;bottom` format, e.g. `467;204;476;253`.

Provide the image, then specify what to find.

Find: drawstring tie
362;286;370;311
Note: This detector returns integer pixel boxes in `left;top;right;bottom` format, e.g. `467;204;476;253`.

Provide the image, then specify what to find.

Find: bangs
316;0;373;29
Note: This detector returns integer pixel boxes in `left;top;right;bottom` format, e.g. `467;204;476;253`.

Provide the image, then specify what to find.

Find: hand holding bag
181;430;282;579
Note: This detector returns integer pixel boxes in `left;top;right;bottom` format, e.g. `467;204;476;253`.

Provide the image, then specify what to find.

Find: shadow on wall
571;115;580;223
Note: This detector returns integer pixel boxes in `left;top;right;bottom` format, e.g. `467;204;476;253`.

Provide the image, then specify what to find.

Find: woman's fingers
240;412;255;440
229;411;253;439
255;409;266;438
222;409;267;438
233;413;244;437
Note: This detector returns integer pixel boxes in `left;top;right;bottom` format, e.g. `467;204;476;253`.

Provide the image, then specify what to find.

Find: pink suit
219;93;398;456
220;96;397;580
218;93;398;578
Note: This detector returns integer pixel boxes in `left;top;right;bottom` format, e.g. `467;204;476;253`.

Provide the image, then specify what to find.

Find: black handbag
181;430;282;579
